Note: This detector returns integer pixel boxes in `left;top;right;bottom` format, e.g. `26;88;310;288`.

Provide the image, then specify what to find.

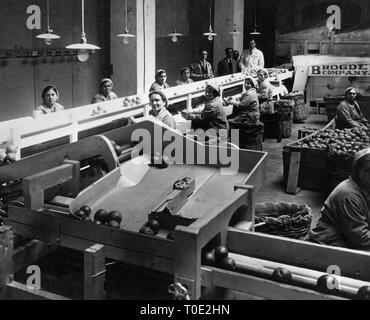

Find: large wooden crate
283;120;335;193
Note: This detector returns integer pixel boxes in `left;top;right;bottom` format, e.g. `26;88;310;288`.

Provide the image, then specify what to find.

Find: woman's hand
181;110;191;120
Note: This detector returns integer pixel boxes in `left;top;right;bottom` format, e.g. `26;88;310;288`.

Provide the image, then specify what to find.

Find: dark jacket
336;100;368;129
217;57;238;76
189;96;228;132
309;178;370;251
189;60;214;81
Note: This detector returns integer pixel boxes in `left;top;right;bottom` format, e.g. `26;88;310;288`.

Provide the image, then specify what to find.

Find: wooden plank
23;164;74;193
228;229;370;281
7;206;174;260
202;268;345;300
286;151;301;195
84;244;106;300
4;281;70;300
0;135;117;183
6;221;174;275
0;226;14;288
13;240;57;273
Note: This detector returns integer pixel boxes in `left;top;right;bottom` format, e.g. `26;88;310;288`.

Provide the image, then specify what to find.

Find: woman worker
37;85;65;114
256;68;274;115
228;76;260;126
309;148;370;251
149;90;176;129
176;67;194;86
91;78;118;104
150;69;171;92
336;87;369;130
181;83;228;141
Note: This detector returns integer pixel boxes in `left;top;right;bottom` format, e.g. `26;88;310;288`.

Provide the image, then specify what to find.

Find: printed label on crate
309;63;370;76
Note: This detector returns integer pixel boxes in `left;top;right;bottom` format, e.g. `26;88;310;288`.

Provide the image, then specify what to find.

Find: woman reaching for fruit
181;83;228;143
309;148;370;251
336;87;369;130
228;76;260;126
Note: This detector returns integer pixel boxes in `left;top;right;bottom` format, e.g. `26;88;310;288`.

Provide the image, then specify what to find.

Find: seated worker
309;148;370;251
181;83;228;140
91;78;118;104
217;47;238;76
150;69;171;92
176;67;194;86
228;76;260;126
336;87;369;129
257;68;274;115
37;85;65;114
149;90;176;129
189;49;214;82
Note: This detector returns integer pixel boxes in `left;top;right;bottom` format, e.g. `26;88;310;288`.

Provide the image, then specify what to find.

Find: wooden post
84;244;106;300
286;151;302;195
0;226;14;294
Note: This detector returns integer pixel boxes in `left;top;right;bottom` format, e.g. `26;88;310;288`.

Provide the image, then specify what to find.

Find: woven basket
255;202;312;240
278;118;293;139
236;122;264;151
282;92;307;123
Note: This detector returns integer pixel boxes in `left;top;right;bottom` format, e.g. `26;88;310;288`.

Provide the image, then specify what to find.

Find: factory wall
155;0;214;87
276;0;370;62
0;0;243;122
0;0;109;122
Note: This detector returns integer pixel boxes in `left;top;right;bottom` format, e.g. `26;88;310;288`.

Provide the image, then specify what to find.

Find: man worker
217;47;238;76
189;49;214;82
233;50;242;73
238;39;265;75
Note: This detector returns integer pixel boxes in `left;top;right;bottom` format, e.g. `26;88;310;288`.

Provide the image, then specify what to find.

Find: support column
214;0;244;69
137;0;156;94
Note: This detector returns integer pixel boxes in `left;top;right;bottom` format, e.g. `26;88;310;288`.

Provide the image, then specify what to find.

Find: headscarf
354;148;370;164
257;68;269;79
245;76;258;89
205;82;221;97
100;78;113;88
180;67;191;75
155;69;167;81
344;87;358;99
352;148;370;185
148;90;169;109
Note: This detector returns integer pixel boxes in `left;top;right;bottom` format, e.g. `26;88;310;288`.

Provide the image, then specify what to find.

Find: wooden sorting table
1;119;268;299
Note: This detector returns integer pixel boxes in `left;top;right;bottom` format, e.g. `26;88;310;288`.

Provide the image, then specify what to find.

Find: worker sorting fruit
336;87;369;130
309;148;370;251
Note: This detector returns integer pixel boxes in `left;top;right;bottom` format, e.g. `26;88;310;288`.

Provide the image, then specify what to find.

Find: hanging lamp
66;0;101;62
230;24;241;40
250;1;261;35
203;0;217;41
167;0;183;43
36;0;60;46
117;0;136;44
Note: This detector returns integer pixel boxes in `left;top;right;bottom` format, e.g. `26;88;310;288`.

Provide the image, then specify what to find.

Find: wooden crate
283;120;335;193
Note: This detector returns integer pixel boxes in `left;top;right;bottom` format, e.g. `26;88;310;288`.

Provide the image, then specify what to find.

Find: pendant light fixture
250;1;261;35
203;0;217;41
66;0;101;62
167;0;183;43
230;24;241;40
117;0;136;44
36;0;60;46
